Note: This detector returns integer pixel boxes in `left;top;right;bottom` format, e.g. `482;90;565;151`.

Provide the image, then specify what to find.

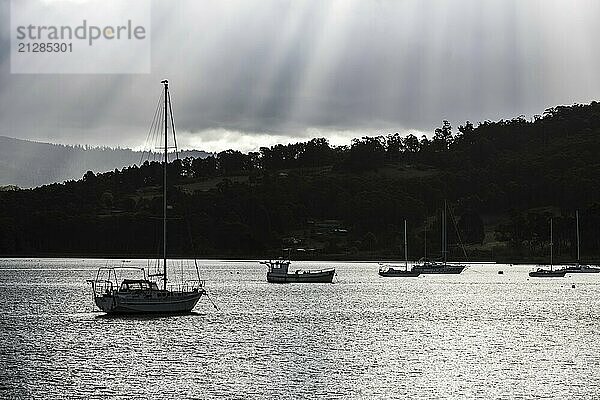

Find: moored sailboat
529;218;566;278
379;220;420;277
564;210;600;274
87;80;205;314
412;201;466;275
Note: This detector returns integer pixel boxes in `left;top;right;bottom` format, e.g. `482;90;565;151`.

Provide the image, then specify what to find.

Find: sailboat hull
378;268;420;277
528;270;566;277
94;290;203;314
412;264;465;274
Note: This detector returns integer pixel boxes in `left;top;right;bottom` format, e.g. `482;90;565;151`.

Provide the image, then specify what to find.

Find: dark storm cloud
0;0;599;152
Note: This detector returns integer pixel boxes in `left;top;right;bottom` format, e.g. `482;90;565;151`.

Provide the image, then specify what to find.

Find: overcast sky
1;0;599;152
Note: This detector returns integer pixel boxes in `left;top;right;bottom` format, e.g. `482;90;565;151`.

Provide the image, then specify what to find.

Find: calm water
1;259;600;399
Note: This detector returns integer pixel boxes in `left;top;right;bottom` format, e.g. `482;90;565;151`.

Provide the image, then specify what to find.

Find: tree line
1;101;599;260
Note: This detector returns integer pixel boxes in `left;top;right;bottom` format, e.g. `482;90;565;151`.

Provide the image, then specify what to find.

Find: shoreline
0;254;596;265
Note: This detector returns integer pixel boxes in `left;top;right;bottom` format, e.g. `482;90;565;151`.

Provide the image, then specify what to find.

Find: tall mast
424;220;427;260
440;209;443;263
162;79;169;290
404;219;408;270
576;210;580;266
550;218;553;271
443;201;447;265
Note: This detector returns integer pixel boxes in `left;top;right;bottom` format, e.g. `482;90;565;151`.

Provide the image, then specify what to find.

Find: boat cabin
119;279;160;292
262;259;291;274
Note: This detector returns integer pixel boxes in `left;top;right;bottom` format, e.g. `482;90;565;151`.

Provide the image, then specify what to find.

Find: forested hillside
0;136;210;187
1;102;599;261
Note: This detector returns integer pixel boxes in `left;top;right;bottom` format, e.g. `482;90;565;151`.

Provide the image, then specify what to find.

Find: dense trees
1;101;600;260
342;137;386;171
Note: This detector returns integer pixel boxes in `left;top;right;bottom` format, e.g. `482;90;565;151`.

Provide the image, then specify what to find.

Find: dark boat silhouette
529;218;566;278
412;261;466;275
412;201;466;275
261;258;335;283
563;211;600;274
378;266;420;277
529;268;566;278
379;220;420;277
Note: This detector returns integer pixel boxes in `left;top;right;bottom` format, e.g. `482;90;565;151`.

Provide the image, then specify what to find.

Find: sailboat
87;80;205;314
564;210;600;274
379;220;420;277
412;202;466;274
529;218;566;277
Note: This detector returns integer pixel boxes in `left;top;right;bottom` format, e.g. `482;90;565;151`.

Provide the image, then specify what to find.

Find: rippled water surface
1;259;600;399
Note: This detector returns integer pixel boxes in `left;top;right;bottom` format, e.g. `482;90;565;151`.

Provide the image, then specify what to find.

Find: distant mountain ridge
0;136;210;188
